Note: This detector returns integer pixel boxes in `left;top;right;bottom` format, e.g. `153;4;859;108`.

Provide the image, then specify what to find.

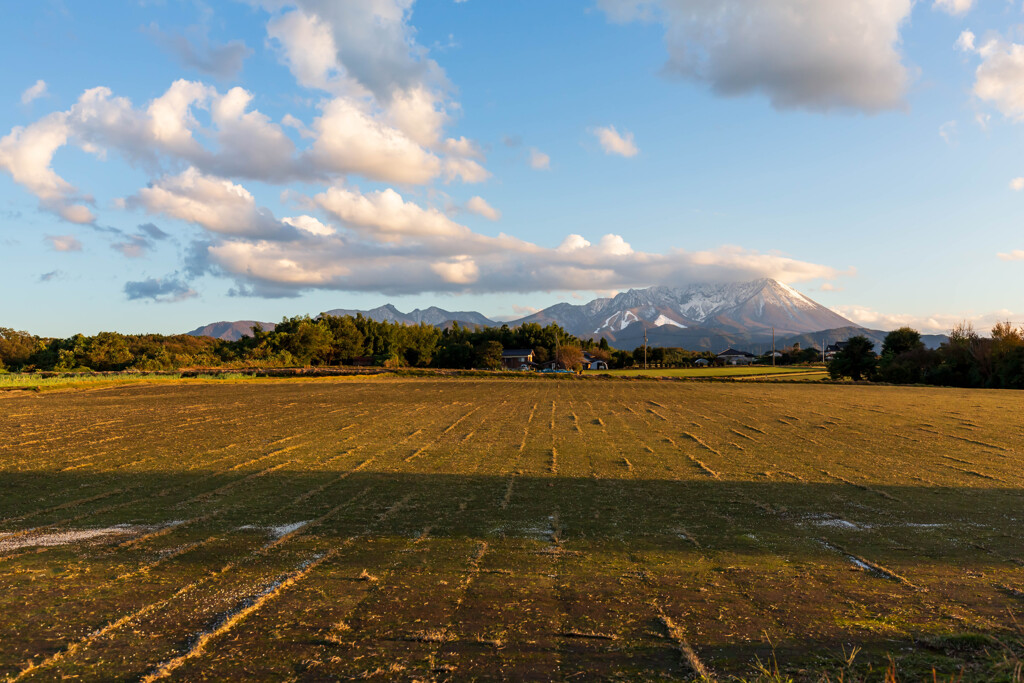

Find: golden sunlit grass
0;378;1021;681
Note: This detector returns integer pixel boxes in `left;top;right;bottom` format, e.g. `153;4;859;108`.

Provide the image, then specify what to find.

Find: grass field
0;378;1022;681
598;366;824;379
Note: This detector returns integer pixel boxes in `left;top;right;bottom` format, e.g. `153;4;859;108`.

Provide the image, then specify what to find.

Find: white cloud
431;255;479;284
0;112;95;223
968;35;1024;120
387;85;448;147
315;185;469;241
443;156;490;184
557;234;591;252
46;234;83;252
597;234;634;255
266;8;362;96
128;167;287;238
464;196;500;221
206;87;297;181
192;181;840;296
998;249;1024;260
593;125;638;157
1010;178;1024;191
529;147;550;170
282;214;335;236
956;30;976;53
309;97;441;184
598;0;913;112
939;120;957;144
21;80;48;105
833;304;1023;334
933;0;974;16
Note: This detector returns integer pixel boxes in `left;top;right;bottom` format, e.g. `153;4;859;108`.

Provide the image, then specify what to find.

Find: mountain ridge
184;279;896;350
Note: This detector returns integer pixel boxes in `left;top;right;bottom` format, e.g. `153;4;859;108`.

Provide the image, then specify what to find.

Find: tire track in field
196;491;481;680
12;486;380;682
2;445;384;675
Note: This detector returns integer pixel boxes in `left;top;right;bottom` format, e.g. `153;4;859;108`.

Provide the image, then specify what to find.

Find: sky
1;0;1023;337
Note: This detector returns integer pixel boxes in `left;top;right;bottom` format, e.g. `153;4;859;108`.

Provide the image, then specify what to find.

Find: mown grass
0;379;1021;681
597;365;823;378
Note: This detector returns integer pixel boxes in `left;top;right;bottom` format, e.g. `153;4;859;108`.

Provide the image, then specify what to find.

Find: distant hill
321;304;495;328
185;320;274;341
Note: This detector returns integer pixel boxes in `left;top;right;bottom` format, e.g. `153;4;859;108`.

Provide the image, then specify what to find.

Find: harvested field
0;378;1022;681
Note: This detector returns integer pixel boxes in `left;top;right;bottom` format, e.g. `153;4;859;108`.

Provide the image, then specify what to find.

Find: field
0;378;1022;681
597;366;827;379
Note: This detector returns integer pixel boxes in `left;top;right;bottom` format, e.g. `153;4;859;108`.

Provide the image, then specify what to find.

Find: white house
716;348;756;365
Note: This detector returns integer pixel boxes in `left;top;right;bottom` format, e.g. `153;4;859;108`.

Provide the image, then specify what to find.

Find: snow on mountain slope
512;279;854;339
653;314;686;329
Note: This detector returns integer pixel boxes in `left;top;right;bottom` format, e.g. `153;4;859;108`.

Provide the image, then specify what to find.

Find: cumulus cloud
21;80;48;105
833;304;1023;334
998;249;1024;261
259;1;438;100
967;34;1024;120
593;125;638;157
598;0;913;112
124;276;198;302
314;185;469;241
261;1;485;184
309;97;441;184
46;234;83;252
0;112;95;223
933;0;973;16
282;214;335;236
180;181;840;296
147;24;252;80
127;167;290;238
464;196;500;221
431;254;479;284
529;148;550;170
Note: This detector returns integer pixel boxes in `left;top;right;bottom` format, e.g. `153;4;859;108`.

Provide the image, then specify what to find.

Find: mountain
185;320;274;341
321;304;495;328
508;279;855;340
185;280;884;350
186;305;494;341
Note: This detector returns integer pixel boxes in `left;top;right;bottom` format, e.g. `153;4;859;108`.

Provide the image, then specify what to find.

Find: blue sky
1;0;1022;337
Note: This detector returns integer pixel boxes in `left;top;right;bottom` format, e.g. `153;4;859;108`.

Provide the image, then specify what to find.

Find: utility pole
771;327;775;367
638;327;647;370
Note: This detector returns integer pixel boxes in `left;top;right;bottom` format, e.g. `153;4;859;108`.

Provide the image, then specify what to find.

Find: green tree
881;327;923;358
827;335;877;381
474;340;504;369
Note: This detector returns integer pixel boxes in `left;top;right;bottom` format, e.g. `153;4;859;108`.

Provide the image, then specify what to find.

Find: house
582;352;608;370
824;341;849;360
501;348;535;369
716;348;756;365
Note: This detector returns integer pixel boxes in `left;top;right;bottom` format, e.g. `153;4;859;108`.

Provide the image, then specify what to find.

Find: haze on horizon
0;0;1022;338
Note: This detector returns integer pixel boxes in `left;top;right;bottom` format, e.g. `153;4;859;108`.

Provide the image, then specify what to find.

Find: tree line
828;322;1024;389
0;314;607;373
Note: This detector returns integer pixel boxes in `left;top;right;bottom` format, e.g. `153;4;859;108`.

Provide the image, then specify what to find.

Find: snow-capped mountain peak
512;278;853;339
